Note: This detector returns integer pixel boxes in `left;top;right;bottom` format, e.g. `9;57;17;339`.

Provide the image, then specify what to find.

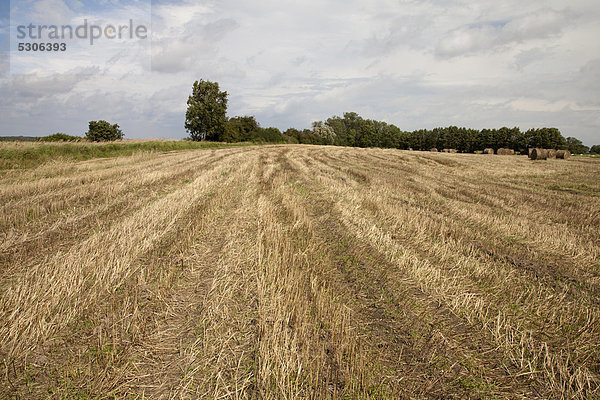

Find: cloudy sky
1;0;599;145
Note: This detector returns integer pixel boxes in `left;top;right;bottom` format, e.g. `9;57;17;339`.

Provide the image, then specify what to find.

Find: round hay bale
449;148;458;153
483;148;494;154
556;149;571;159
530;148;547;160
497;148;515;155
528;148;534;157
430;148;438;152
546;149;557;158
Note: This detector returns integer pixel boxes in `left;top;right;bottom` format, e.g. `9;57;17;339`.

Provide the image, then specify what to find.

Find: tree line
185;79;597;154
296;113;572;154
296;112;588;154
35;79;597;155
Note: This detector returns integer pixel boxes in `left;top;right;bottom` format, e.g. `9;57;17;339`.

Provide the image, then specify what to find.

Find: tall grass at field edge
0;140;255;169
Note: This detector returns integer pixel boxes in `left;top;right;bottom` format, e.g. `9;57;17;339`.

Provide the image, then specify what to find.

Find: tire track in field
107;150;265;398
265;149;448;398
251;148;369;398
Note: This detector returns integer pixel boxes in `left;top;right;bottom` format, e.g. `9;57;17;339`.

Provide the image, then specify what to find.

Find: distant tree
251;109;585;154
297;129;321;144
495;127;514;150
185;80;228;141
85;120;123;142
282;128;301;143
525;128;567;150
408;129;426;150
312;122;336;145
355;120;376;148
566;137;589;154
510;128;527;154
422;129;438;151
477;128;494;151
379;122;403;149
589;144;600;154
325;116;348;146
224;116;260;142
257;127;284;142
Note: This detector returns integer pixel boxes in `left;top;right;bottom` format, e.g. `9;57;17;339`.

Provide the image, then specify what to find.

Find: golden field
1;144;599;399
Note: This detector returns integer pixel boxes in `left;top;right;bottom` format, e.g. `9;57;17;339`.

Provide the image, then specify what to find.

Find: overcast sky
1;0;599;145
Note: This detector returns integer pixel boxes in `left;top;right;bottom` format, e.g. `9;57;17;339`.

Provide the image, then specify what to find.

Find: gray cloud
2;68;96;100
151;18;239;73
355;14;432;57
436;8;568;58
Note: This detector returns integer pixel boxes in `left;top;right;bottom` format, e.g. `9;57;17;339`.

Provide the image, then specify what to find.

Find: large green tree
85;120;123;142
185;80;228;141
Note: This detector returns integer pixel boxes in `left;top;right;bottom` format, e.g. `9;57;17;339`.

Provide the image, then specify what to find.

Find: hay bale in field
448;148;458;153
483;148;494;154
556;149;571;159
497;148;515;155
530;148;547;160
430;148;438;152
528;148;534;158
546;149;557;158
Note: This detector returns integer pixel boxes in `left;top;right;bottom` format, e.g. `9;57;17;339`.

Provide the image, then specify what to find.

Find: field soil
1;145;599;399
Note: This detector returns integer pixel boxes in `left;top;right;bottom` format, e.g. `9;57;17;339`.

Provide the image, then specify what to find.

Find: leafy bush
38;133;82;142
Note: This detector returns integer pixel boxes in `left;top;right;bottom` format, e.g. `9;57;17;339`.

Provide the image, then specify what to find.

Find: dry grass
1;144;599;399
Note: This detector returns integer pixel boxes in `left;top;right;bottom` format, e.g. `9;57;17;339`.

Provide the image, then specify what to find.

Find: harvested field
1;144;599;399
